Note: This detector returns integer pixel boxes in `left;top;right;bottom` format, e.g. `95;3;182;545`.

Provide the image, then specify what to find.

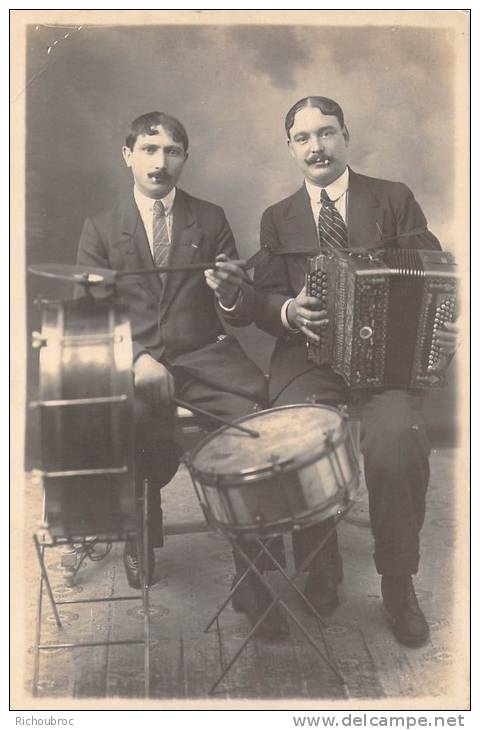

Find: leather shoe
303;556;343;617
231;572;290;640
123;539;155;590
381;575;429;647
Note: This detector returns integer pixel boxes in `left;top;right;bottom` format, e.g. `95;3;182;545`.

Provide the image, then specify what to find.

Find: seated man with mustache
221;96;459;647
76;112;288;638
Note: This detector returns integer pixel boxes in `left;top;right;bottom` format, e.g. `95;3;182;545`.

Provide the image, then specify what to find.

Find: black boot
381;575;429;647
123;539;155;590
231;544;290;640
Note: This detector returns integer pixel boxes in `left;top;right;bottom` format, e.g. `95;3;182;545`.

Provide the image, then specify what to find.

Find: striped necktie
318;188;348;250
152;199;171;268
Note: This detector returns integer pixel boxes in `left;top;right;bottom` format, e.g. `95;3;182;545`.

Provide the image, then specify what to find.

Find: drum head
191;404;344;483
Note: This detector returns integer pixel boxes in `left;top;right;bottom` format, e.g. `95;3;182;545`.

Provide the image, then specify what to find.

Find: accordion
306;248;458;388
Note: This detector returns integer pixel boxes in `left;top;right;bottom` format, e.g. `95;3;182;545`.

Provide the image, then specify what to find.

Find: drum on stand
31;294;136;541
187;404;360;537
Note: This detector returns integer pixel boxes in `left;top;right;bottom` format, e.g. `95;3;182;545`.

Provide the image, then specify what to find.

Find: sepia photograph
10;9;470;713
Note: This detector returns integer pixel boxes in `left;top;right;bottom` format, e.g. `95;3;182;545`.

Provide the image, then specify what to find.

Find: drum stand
31;480;152;698
202;507;353;697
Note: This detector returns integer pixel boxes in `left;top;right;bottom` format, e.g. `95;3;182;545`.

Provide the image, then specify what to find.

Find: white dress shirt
281;167;350;331
134;184;240;311
134;185;176;255
305;166;349;228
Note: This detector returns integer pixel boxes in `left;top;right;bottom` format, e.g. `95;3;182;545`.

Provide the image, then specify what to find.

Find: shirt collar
305;167;349;204
134;185;176;216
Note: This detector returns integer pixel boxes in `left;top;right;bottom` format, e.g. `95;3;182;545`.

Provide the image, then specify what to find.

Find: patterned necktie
152;199;171;268
318;188;348;250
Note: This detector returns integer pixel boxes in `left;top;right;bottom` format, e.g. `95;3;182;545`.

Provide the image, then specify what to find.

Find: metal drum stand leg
31;480;152;698
203;505;354;697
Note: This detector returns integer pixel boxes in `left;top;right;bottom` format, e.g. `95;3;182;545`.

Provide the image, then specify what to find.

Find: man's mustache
306;155;333;165
148;171;171;181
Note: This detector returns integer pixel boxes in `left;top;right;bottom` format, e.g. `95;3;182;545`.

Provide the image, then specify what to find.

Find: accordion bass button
359;326;373;340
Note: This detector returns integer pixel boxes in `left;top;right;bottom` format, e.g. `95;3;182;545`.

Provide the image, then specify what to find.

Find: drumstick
115;261;249;277
172;397;260;438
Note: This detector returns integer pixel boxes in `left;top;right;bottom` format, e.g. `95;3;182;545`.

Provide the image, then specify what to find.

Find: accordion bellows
306;248;458;388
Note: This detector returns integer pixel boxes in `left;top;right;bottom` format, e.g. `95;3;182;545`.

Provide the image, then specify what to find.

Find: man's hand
204;253;246;308
133;353;174;408
436;320;460;356
286;286;328;342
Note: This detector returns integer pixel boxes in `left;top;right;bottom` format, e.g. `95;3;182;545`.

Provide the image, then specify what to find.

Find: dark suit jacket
247;168;442;398
77;188;264;403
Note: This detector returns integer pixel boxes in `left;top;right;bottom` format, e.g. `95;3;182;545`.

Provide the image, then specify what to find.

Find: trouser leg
291;520;340;573
231;535;286;575
271;364;348;572
133;396;181;548
176;377;262;422
357;389;430;576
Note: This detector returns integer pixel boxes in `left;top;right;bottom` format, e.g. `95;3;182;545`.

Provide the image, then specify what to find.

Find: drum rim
187;403;348;485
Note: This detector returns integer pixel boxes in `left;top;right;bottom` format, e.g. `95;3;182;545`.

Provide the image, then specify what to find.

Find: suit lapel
119;195;163;299
281;185;320;253
346;169;383;248
159;189;203;314
284;172;383;251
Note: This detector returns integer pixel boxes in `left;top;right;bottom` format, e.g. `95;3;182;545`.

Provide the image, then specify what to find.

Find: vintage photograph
11;9;469;710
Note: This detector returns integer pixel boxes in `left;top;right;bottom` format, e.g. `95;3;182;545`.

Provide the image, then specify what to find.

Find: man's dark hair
285;96;345;138
125;111;189;152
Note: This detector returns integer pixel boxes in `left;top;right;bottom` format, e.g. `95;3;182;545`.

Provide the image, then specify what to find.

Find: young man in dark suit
239;96;458;647
76;112;288;637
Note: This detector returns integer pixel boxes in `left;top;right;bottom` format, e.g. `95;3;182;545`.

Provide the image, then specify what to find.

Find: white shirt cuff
217;289;243;312
281;298;300;331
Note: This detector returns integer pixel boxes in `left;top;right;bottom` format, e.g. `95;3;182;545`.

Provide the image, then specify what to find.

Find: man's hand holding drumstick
204;253;247;309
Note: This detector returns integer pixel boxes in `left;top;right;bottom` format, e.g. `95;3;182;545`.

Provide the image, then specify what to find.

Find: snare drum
187;404;360;537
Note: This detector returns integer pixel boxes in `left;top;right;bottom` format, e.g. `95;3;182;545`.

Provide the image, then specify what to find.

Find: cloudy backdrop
27;22;459;269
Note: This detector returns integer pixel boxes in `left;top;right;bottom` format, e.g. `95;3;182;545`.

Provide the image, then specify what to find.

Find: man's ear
122;145;132;168
287;137;295;159
343;126;350;146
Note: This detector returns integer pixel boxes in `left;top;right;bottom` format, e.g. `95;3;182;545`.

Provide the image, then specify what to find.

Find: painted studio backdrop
25;22;459;462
